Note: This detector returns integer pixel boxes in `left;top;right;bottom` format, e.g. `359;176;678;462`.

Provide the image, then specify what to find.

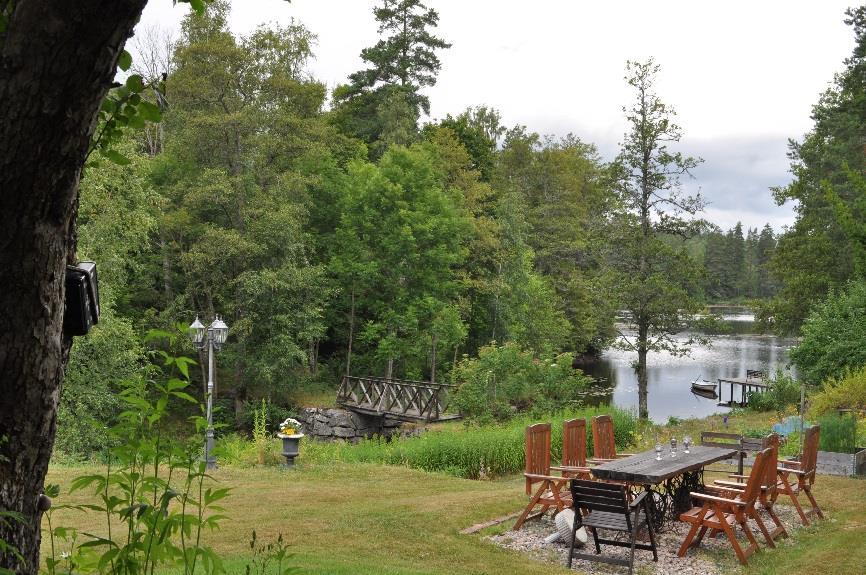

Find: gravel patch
488;503;808;574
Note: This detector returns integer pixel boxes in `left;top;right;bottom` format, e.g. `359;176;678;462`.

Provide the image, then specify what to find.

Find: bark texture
0;1;147;572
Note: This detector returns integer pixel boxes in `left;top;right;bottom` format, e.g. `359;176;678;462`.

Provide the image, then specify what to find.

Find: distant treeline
698;223;777;301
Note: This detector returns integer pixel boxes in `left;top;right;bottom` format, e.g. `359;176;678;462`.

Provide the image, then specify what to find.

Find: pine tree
608;59;704;419
331;0;450;149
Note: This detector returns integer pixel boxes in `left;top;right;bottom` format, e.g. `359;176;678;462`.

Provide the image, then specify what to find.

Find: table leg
643;469;705;532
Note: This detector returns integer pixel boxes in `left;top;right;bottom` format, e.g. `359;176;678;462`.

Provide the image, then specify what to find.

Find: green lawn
45;463;561;575
44;456;866;575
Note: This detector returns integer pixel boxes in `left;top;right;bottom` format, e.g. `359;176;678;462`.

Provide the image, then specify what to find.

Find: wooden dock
717;372;769;407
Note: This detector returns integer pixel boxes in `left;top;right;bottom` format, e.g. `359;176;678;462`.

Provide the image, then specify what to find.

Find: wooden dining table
590;445;739;530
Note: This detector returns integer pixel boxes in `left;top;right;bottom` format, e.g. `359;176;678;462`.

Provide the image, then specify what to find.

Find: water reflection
581;318;798;423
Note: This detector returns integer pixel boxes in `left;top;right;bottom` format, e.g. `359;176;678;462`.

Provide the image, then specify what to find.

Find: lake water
581;314;798;423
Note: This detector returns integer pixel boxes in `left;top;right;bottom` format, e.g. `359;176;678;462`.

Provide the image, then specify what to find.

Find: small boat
691;376;716;393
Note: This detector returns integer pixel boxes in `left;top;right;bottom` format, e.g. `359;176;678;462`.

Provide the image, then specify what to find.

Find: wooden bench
700;432;769;477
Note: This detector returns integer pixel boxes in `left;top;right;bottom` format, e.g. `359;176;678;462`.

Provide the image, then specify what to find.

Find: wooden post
799;382;806;457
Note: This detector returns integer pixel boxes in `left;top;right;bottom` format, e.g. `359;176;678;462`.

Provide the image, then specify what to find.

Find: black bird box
63;261;100;336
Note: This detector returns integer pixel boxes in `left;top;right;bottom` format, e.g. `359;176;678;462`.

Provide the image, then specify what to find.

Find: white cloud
136;0;852;231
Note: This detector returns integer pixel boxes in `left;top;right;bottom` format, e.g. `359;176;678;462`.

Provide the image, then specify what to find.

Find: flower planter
816;447;866;477
276;433;304;468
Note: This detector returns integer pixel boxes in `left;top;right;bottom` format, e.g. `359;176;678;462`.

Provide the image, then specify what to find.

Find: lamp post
189;315;229;470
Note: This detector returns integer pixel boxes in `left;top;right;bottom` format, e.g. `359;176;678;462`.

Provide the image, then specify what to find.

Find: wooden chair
677;448;770;565
513;423;571;530
590;415;633;463
567;479;657;575
552;418;592;479
712;433;787;545
773;425;824;525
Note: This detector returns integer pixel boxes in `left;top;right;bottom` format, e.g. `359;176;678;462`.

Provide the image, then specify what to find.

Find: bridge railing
337;375;456;421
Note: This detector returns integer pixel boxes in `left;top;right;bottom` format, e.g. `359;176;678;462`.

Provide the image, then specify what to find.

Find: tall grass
299;406;638;479
818;413;858;453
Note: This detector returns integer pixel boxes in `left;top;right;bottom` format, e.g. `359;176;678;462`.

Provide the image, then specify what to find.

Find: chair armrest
587;458;615;464
617;453;636;458
779;459;802;469
629;490;649;509
726;474;749;480
551;465;592;475
713;480;746;490
704;483;743;498
690;491;743;506
777;467;809;476
524;473;570;483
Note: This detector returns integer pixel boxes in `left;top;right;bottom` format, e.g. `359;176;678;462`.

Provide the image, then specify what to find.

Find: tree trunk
345;285;355;377
160;232;173;304
430;334;437;384
0;2;148;572
636;346;649;420
636;323;649;420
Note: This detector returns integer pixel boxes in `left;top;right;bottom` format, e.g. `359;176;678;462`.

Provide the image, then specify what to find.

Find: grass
42;409;866;575
43;460;866;575
44;463;563;575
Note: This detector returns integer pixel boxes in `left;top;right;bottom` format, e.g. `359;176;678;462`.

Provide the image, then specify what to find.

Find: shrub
450;343;592;422
746;371;800;412
790;281;866;385
44;349;227;575
741;426;773;439
55;312;148;458
214;433;284;467
809;366;866;416
301;406;637;479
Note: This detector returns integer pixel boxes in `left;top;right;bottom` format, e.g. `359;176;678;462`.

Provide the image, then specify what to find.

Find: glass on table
683;435;692;453
670;437;677;457
655;441;663;461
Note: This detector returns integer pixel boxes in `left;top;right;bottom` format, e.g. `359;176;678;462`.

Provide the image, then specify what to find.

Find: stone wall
295;408;405;442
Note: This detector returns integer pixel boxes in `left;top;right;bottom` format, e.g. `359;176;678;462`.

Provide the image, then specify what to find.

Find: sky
137;0;857;232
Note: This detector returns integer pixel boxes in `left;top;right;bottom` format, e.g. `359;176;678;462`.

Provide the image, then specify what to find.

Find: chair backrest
570;479;631;527
742;448;770;502
761;434;780;490
562;418;587;468
591;415;617;460
524;423;551;494
801;425;820;483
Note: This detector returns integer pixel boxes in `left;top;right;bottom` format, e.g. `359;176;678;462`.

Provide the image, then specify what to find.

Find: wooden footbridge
337;375;460;422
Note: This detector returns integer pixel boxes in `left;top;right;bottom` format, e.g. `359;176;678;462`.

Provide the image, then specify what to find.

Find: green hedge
300;406;637;479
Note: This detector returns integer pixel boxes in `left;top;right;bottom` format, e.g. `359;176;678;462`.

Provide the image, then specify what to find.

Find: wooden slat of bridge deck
591;445;739;485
